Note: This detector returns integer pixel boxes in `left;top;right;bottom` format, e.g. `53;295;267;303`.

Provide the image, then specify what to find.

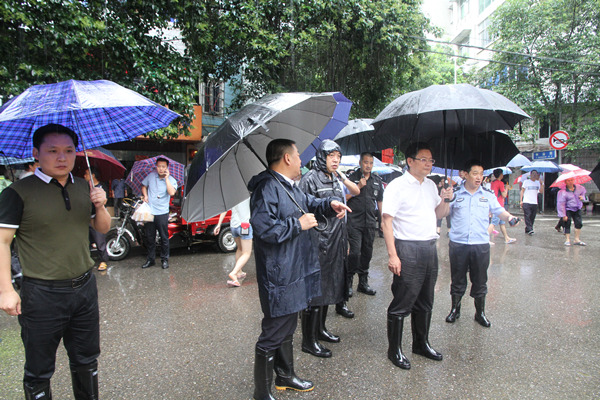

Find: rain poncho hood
314;139;342;173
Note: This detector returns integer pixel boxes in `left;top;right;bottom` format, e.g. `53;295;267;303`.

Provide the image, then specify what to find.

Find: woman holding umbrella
298;140;359;358
557;178;587;246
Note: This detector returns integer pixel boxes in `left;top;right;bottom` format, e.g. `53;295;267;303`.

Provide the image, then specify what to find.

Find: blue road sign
533;150;556;160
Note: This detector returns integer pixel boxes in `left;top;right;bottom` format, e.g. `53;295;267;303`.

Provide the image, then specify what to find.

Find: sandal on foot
227;280;241;287
236;272;247;279
505;238;516;244
573;241;586;246
98;262;108;271
564;241;571;246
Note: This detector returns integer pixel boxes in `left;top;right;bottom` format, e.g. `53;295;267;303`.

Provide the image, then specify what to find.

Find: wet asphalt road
1;213;599;399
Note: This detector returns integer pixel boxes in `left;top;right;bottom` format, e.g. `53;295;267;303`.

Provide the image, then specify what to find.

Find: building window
478;18;493;47
200;81;224;116
479;0;494;14
458;0;468;19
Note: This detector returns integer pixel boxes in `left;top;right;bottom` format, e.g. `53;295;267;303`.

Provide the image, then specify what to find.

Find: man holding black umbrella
381;142;452;370
248;139;350;400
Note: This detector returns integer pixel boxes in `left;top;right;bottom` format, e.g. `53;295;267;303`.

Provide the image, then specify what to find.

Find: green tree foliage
474;0;600;151
179;0;430;118
406;44;468;91
0;0;197;138
1;0;431;137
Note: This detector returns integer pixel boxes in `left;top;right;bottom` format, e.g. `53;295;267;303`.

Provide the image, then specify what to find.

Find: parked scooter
105;196;236;261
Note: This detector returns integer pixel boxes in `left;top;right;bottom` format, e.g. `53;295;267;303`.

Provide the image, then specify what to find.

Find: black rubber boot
335;301;355;319
24;381;52;400
411;312;443;361
70;361;99;400
387;315;411;370
474;296;491;327
318;305;340;343
347;275;354;298
253;346;277;400
357;275;376;295
445;295;462;323
274;336;314;392
301;307;332;358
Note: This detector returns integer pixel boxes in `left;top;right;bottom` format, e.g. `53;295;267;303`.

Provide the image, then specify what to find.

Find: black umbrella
373;84;529;190
372;83;530;145
335;118;379;155
398;130;520;171
590;161;600;190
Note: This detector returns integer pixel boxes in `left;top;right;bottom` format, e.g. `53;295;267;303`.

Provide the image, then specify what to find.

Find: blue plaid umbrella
0;79;180;159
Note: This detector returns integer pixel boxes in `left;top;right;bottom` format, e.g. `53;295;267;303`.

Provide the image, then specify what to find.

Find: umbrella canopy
430;166;462;183
0;79;180;158
372;83;530;150
127;155;185;196
550;169;592;188
521;160;562;173
398;130;519;171
334;118;382;155
73;148;125;183
558;163;582;172
339;155;396;175
182;92;352;222
507;154;532;167
590;161;600;190
0;154;35;165
484;166;512;176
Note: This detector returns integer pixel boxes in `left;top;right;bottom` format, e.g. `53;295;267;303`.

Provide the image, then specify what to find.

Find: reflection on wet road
1;217;599;399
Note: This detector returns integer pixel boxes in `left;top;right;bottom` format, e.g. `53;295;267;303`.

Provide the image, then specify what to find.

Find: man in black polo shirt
346;152;384;297
0;124;110;399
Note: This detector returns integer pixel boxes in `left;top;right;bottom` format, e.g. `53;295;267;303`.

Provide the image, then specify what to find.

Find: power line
414;48;600;77
410;36;600;69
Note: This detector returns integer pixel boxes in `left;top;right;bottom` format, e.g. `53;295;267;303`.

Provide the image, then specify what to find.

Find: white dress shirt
382;172;441;241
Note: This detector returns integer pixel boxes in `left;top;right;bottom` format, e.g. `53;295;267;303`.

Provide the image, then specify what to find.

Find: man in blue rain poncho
248;139;350;400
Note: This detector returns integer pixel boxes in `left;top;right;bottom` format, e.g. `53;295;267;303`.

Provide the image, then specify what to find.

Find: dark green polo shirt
0;170;94;280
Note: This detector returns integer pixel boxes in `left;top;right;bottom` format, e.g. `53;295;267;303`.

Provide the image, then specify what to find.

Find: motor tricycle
105;190;236;261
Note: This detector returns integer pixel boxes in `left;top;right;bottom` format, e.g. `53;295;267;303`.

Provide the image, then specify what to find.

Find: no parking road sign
550;130;569;150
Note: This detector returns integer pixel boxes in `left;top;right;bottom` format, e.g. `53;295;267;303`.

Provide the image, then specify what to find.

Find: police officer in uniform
346;152;383;297
446;159;519;328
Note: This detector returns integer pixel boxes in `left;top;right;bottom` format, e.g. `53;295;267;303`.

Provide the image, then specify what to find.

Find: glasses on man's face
412;157;435;165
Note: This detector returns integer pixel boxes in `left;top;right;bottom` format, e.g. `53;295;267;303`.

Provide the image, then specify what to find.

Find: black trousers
145;213;170;262
448;241;490;298
19;273;100;386
522;203;537;233
89;226;109;263
347;225;376;278
563;209;583;234
256;313;298;352
388;239;438;317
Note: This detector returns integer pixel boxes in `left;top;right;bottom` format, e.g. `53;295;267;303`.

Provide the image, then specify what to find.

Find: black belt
396;239;437;246
23;269;92;289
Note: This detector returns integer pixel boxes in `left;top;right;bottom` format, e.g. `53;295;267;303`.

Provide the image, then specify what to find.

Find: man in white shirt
520;170;543;235
381;142;453;370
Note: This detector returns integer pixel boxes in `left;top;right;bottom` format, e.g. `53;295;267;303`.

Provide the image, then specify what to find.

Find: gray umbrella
182;92;352;222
